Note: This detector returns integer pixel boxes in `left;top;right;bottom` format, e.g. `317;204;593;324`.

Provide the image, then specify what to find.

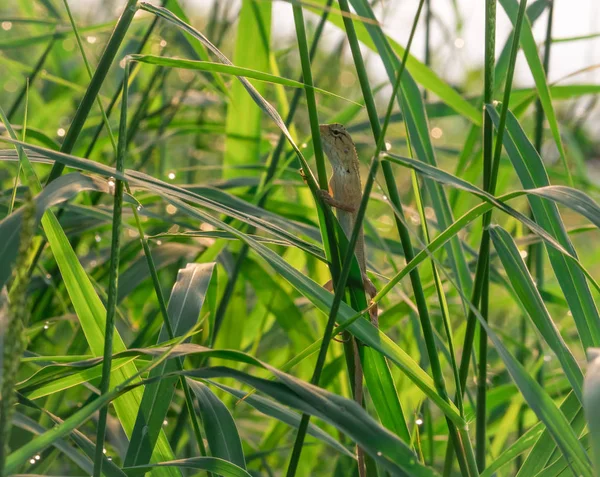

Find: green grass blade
222;0;271;178
208;381;354;458
489;224;584;402
498;0;572;185
124;458;252;477
308;0;481;124
0;110;179;476
129;54;359;104
584;350;600;474
487;106;600;349
348;0;473;302
187;380;247;469
125;263;216;467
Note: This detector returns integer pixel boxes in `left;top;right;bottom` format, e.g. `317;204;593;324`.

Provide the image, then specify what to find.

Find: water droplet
107;177;116;195
95;234;101;243
376;451;382;456
156;240;162;246
163;419;168;426
30;458;36;464
86;36;97;44
166;204;177;215
454;38;465;49
416;417;424;426
57;128;66;137
137;205;143;211
519;250;528;259
43;325;49;330
103;448;107;454
1;21;13;31
159;39;167;47
430;127;443;139
168;172;176;180
35;455;41;461
385;142;392;151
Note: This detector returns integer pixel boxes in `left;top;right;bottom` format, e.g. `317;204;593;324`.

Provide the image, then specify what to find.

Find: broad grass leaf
187;380;246;469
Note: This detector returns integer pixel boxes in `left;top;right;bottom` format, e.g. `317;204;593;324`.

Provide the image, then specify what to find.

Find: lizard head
319;123;357;169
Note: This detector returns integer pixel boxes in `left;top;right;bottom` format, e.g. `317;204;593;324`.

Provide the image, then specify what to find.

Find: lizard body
319;123;377;321
319;123;377;477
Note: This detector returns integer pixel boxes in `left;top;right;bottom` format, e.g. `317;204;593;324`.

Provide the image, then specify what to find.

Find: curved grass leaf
489;224;584;403
10;342;439;476
584;349;600;474
308;0;480;124
125;263;216;467
187;380;246;469
10;138;600;441
20;357;136;399
498;0;572;183
208;380;354;458
130;54;360;104
382;152;600;300
124;457;252;477
0;109;179;476
487;105;600;349
13;412;95;475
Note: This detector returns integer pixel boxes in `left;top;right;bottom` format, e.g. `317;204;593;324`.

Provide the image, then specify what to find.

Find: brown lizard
318;123;378;477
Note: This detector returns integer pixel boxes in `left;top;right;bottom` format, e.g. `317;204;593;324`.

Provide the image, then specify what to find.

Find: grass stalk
7;37;55;120
0;193;35;476
449;0;528;471
335;0;477;474
8;81;28;217
65;13;208;457
517;0;552;466
61;0;118;154
84;9;164;160
475;0;497;469
46;0;138;183
91;64;128;477
285;3;344;474
23;0;139;283
211;0;334;345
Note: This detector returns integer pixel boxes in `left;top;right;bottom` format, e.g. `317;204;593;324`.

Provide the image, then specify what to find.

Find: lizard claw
318;189;334;202
362;273;378;326
299;168;308;184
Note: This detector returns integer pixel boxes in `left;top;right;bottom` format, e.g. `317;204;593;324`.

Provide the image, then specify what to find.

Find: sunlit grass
1;0;600;476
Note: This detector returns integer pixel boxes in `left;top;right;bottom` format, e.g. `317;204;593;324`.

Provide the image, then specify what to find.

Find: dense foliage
1;0;600;476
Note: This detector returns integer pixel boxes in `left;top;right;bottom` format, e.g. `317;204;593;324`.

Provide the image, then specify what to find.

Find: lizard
318;123;378;321
318;122;378;477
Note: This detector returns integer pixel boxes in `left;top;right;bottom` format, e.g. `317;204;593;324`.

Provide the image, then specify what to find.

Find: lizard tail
353;340;367;477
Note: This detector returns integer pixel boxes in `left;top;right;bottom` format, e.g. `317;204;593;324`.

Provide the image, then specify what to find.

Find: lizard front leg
318;189;357;213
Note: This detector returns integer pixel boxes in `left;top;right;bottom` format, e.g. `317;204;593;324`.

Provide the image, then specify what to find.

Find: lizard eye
331;128;344;138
